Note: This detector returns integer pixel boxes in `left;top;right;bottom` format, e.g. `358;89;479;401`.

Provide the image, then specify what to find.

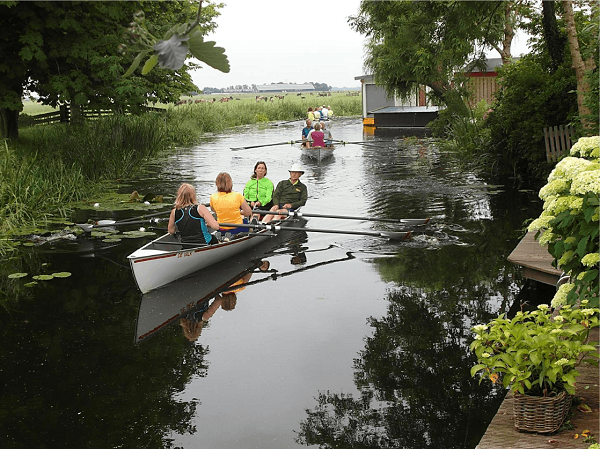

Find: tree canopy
348;1;513;105
0;0;223;139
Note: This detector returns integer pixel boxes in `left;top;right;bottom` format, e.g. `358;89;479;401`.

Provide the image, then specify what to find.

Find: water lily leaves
103;238;122;242
122;230;156;238
33;274;54;281
52;272;72;278
24;281;38;287
8;272;28;279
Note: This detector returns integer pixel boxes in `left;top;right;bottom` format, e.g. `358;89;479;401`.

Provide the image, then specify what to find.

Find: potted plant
470;302;599;433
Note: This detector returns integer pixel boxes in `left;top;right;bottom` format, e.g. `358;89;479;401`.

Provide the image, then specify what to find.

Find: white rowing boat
300;144;335;162
127;215;302;293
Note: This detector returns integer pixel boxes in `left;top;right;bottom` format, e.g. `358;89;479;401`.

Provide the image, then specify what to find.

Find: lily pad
32;274;54;281
52;272;72;278
24;281;38;287
22;242;35;247
8;272;28;279
103;238;122;242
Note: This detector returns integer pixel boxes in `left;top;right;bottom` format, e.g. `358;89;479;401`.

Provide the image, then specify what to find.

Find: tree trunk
562;0;592;128
542;1;565;72
499;2;515;64
0;107;19;140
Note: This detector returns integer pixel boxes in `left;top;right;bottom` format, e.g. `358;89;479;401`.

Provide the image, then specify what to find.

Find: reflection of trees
0;250;207;448
297;287;506;448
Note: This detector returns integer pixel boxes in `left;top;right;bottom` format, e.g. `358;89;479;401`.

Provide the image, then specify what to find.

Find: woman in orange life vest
210;172;253;236
168;183;220;244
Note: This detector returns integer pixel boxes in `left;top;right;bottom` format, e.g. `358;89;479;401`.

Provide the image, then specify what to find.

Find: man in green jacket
262;163;308;223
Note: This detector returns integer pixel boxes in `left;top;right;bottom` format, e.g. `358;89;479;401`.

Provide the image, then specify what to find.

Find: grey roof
256;83;315;91
370;106;442;114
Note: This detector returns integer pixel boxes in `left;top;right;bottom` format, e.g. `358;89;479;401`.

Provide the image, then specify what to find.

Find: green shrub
485;56;578;184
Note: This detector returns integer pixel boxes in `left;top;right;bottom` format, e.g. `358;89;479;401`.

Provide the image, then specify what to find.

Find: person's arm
240;198;252;218
272;181;282;207
198;204;219;230
168;209;177;234
258;179;274;206
292;184;308;208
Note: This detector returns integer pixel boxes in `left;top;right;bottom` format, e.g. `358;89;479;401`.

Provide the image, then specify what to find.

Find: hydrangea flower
570;136;600;159
581;253;600;267
528;215;555;231
539;179;570;199
570;170;600;196
551;283;575;308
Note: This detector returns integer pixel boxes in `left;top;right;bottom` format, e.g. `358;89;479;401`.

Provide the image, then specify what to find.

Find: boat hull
127;217;299;293
300;145;335;161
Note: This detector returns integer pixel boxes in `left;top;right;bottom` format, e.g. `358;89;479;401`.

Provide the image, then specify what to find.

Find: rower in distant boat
301;119;312;148
308;123;325;147
320;105;329;120
321;121;333;146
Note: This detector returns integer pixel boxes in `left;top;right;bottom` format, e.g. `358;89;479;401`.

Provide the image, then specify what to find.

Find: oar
218;223;411;241
331;139;384;148
231;140;299;151
253;210;430;225
113;210;172;224
271;119;302;126
77;217;168;232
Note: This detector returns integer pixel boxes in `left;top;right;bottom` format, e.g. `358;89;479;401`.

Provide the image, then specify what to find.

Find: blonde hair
314;123;321;131
180;318;204;342
174;183;198;209
215;172;233;193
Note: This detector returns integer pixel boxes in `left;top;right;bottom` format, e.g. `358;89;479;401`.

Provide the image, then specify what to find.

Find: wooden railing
544;124;576;162
23;105;165;127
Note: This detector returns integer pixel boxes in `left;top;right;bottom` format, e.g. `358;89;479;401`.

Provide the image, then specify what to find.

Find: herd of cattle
175;92;334;105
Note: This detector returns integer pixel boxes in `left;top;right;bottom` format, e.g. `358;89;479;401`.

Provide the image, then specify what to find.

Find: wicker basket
513;390;572;434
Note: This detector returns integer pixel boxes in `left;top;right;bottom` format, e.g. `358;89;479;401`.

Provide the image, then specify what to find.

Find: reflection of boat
135;241;354;343
127;215;302;294
300;145;335;162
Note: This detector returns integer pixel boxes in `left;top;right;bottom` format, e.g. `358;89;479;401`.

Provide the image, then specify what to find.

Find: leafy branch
122;0;229;77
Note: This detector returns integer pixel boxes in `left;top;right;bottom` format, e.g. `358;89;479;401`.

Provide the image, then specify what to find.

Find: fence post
59;105;69;123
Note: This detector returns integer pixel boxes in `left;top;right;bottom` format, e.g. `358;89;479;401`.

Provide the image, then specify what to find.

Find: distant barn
255;83;315;93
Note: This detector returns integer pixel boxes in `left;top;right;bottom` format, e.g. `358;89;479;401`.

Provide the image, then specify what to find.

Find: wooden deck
507;231;563;286
477;327;599;448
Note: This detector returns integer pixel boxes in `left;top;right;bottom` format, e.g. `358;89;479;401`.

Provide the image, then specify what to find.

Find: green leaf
142;54;159;75
8;272;28;279
52;272;72;278
470;364;487;377
123;50;150;77
577;235;590;258
187;32;230;73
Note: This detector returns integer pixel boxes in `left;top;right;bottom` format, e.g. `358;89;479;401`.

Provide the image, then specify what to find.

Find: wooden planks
544;125;576;162
507;231;562;286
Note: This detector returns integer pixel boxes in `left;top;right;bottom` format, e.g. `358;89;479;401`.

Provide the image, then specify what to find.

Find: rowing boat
127;215;302;294
300;144;335;162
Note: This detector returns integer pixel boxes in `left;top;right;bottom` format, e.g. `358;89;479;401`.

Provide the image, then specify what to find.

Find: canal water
1;117;544;448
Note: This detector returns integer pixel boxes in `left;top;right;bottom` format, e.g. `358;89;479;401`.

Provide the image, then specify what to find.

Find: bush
486;56;578;184
528;136;599;307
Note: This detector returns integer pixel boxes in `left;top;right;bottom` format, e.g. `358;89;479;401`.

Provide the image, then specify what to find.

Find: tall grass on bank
163;95;362;146
0;140;88;234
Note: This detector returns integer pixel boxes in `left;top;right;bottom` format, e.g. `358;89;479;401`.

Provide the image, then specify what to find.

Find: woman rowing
243;161;274;219
308;122;325;147
168;183;220;244
210;172;253;237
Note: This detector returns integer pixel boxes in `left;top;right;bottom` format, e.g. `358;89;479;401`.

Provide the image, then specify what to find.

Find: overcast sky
190;0;366;89
190;0;532;91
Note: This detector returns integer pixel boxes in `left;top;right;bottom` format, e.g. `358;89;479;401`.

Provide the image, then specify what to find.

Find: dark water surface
1;118;543;448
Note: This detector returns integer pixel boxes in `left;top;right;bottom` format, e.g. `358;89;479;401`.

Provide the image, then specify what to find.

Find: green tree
0;0;222;140
348;1;521;107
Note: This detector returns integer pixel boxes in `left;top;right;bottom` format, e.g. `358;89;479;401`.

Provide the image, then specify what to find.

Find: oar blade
399;218;430;225
380;230;411;241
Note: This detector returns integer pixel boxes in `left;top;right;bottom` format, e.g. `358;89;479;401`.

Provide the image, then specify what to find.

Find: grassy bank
2;93;361;236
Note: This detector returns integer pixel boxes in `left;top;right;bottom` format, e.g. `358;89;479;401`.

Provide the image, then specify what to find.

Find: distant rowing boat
300;144;335;162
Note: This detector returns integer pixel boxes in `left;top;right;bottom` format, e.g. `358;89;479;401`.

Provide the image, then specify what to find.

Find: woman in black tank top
167;183;220;244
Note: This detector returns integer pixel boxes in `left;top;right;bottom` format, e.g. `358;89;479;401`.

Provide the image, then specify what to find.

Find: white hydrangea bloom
539;179;570;199
551;283;575;308
571;170;600;196
570;136;600;158
581;253;600;267
528;215;555;231
538;231;558;246
548;157;593;183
